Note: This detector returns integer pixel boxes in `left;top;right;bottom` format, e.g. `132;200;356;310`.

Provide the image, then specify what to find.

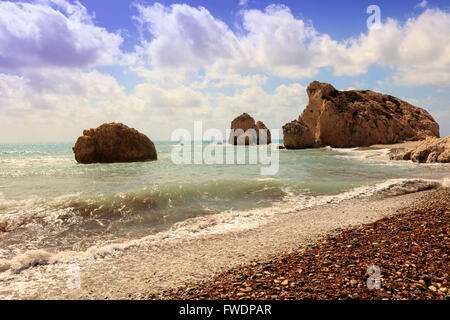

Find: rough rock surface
229;113;271;145
282;120;316;149
283;81;440;148
389;136;450;163
72;123;157;164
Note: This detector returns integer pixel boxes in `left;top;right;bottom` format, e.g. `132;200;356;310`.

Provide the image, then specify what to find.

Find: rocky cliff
283;82;440;149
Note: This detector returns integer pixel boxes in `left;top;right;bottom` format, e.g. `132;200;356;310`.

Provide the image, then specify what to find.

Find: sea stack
283;81;440;149
229;113;271;145
72;123;157;164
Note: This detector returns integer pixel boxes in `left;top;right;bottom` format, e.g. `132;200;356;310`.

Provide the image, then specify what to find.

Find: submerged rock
229;113;271;145
389;136;449;163
282;81;440;148
73;123;157;164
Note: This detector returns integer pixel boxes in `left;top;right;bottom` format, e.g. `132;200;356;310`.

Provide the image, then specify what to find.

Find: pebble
152;189;450;301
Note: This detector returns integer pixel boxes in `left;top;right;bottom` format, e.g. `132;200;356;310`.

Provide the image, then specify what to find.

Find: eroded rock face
282;120;315;149
229;113;271;145
73;123;157;164
389;136;449;163
283;81;440;148
255;121;272;145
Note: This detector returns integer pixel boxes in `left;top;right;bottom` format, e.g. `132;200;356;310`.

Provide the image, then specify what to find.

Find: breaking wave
0;177;444;273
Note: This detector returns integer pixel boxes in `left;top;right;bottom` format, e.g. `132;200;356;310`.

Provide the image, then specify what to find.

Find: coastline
353;141;422;152
0;185;443;299
337;141;422;161
155;187;449;300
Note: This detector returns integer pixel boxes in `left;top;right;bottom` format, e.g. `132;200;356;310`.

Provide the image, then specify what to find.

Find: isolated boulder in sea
229;113;271;145
282;120;315;149
72;123;157;164
389;136;450;163
282;81;440;148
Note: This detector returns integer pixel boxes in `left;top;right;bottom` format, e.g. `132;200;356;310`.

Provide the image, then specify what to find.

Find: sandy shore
0;187;439;299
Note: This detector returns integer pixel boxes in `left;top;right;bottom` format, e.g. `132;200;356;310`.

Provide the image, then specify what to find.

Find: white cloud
190;73;268;89
0;69;126;142
238;0;248;7
1;1;449;143
134;3;239;70
415;0;428;9
133;4;320;80
213;82;307;130
0;66;307;142
133;4;450;87
0;0;124;71
431;106;450;137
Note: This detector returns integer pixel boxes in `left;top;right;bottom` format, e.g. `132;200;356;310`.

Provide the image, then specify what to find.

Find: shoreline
153;187;449;300
0;186;442;299
353;140;422;152
335;141;422;161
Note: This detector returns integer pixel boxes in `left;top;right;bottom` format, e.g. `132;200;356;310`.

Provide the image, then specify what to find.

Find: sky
0;0;449;143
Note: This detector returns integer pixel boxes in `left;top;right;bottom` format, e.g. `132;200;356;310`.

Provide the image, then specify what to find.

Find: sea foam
0;178;444;274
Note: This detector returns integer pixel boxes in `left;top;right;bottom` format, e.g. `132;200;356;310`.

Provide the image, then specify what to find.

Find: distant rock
73;123;157;164
282;81;440;148
389;136;449;163
255;121;272;145
229;113;271;145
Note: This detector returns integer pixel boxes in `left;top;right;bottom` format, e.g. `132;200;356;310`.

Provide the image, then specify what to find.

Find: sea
0;141;448;268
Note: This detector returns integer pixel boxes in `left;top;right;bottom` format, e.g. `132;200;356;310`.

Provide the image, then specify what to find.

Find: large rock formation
282;120;315;149
283;81;440;148
73;123;157;164
229;113;271;145
389;136;449;163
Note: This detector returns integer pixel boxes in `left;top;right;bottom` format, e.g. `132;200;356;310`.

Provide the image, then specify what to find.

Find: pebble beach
150;188;449;300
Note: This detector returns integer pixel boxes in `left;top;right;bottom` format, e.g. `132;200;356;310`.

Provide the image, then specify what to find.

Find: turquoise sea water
0;142;448;256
